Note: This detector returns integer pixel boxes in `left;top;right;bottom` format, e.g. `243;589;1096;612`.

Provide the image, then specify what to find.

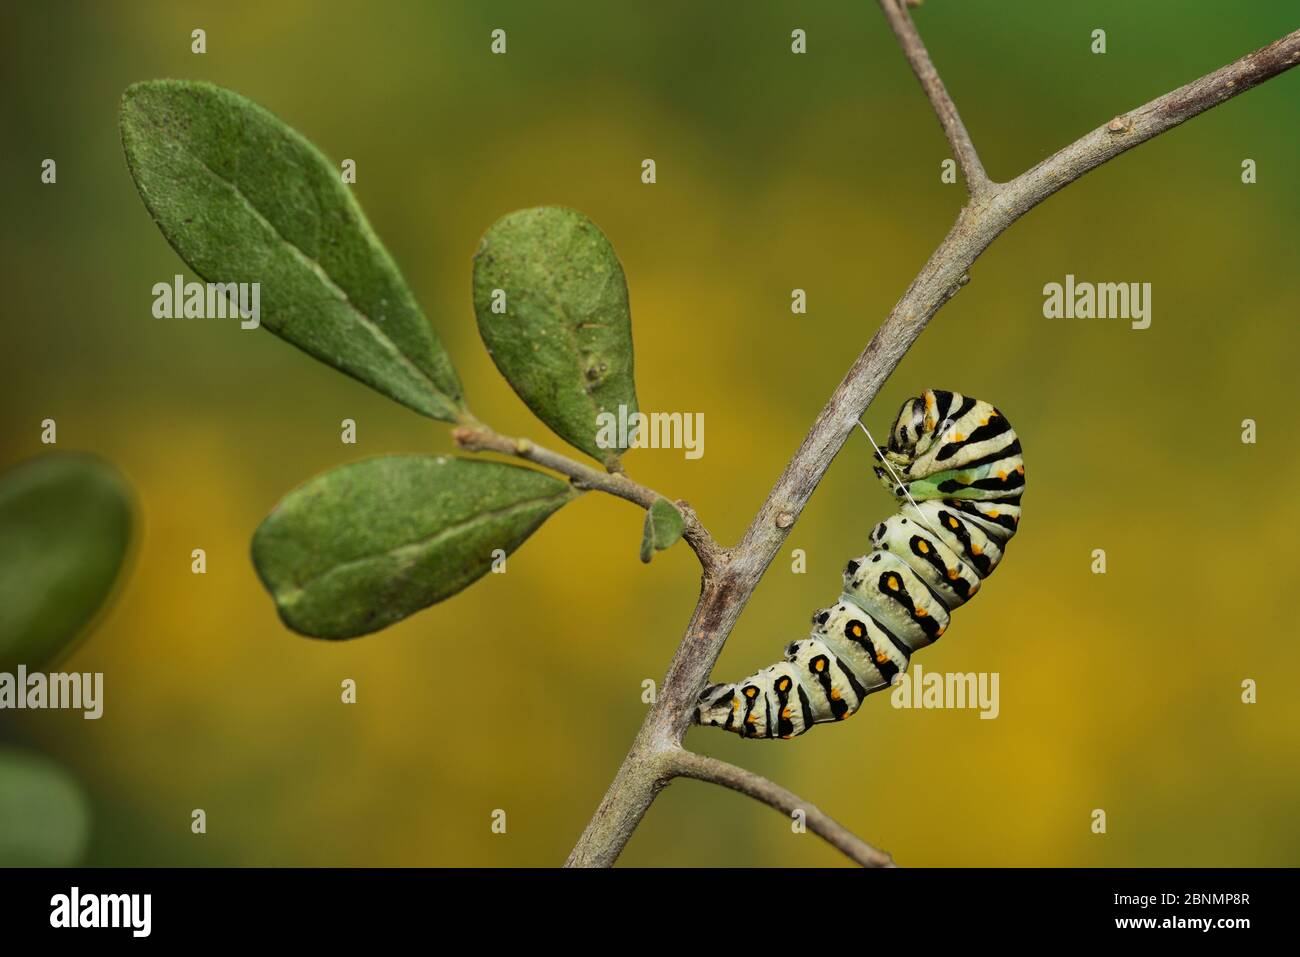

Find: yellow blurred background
2;0;1297;866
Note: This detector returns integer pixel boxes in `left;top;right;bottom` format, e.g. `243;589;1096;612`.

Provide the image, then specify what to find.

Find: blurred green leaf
252;455;576;639
0;748;91;867
473;207;638;468
119;79;465;422
0;454;133;671
639;497;685;563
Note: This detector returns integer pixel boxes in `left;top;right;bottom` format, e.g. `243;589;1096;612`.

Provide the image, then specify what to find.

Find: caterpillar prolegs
694;389;1024;739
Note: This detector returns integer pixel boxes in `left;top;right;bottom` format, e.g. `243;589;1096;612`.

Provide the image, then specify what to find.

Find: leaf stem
452;425;728;575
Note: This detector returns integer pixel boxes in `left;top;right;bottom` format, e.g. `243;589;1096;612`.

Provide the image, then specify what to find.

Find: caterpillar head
694;682;739;728
888;394;928;456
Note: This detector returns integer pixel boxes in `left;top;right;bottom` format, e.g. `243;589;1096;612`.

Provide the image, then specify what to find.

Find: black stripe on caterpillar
693;389;1023;739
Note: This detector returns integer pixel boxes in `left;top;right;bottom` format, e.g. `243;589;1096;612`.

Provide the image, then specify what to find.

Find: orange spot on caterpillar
830;689;842;700
971;544;983;556
915;607;928;617
947;569;959;579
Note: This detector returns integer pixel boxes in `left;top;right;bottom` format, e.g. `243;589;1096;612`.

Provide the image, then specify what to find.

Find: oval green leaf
473;207;638;468
0;748;91;867
0;455;133;671
252;455;576;639
639;497;685;563
120;79;465;422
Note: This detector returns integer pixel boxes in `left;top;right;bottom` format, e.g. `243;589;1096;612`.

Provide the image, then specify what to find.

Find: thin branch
878;0;990;194
566;21;1300;868
1007;27;1300;215
453;424;727;574
666;750;895;867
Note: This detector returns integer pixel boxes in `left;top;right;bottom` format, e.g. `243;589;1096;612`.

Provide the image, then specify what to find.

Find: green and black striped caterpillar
694;389;1023;739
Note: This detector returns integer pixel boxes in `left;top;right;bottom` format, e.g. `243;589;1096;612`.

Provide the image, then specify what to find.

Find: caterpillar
694;389;1023;739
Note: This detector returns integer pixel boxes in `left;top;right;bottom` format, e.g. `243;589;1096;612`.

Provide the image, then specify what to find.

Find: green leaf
473;207;638;468
252;455;575;639
640;497;685;563
119;79;465;422
0;455;133;671
0;748;91;867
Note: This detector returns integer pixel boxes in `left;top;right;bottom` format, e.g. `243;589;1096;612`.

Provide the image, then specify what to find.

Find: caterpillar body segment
868;513;981;608
694;389;1023;740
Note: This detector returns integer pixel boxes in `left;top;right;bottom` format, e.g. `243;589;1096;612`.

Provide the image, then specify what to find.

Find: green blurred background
2;0;1298;866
